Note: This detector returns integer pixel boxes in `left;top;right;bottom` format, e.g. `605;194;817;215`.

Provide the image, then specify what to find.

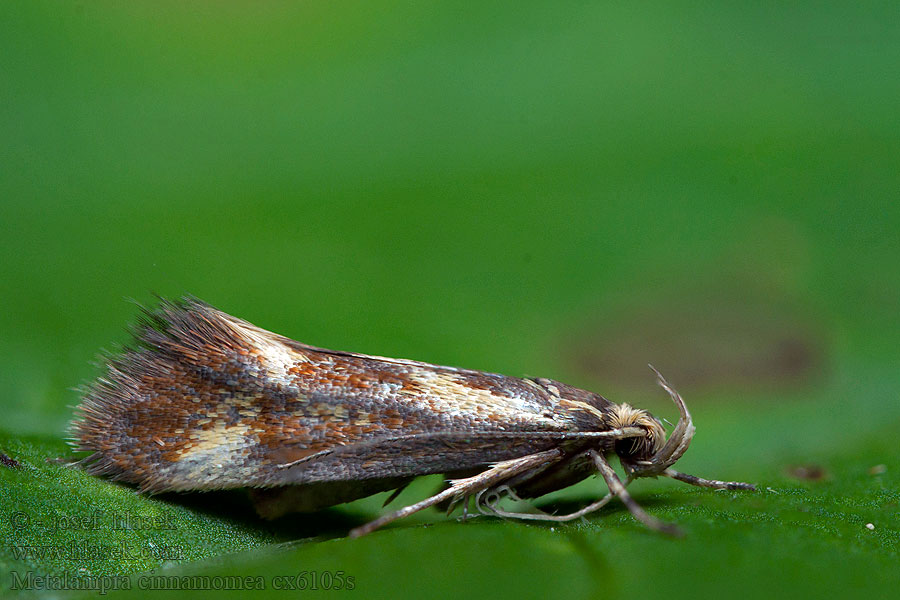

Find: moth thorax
607;403;666;460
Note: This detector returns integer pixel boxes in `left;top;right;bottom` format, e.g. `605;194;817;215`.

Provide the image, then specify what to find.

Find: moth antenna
591;450;683;537
663;469;757;491
626;365;696;479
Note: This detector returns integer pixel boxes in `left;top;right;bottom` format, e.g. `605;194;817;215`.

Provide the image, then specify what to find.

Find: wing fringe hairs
69;297;294;490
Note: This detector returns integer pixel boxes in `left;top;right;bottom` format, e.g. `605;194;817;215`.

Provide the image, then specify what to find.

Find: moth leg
349;448;565;538
492;484;524;503
591;451;683;537
444;493;475;518
457;495;476;521
381;481;412;508
473;485;524;516
478;484;619;523
663;468;756;491
474;486;512;516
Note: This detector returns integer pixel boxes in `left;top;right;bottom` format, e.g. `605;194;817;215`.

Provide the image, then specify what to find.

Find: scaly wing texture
70;298;603;492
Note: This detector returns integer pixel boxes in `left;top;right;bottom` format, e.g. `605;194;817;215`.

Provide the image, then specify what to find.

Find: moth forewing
70;296;755;537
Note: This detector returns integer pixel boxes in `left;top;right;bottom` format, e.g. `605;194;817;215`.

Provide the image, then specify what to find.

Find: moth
70;297;754;537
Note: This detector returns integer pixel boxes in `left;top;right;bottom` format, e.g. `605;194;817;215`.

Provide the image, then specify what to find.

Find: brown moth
70;297;754;537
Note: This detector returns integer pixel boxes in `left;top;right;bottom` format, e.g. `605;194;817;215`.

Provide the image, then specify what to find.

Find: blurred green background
1;1;898;598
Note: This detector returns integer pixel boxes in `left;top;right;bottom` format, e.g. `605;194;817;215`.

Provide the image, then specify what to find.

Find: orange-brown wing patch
71;298;582;492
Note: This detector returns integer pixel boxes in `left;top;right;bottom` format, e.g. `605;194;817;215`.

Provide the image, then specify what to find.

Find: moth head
607;403;666;463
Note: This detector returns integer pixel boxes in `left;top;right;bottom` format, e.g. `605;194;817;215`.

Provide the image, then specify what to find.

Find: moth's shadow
155;489;368;541
152;489;674;540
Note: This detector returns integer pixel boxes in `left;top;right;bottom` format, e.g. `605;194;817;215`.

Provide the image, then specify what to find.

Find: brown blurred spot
868;464;887;476
562;294;824;392
786;464;829;481
562;217;826;393
0;452;20;468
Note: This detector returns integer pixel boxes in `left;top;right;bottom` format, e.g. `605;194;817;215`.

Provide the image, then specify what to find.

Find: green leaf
2;1;899;599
